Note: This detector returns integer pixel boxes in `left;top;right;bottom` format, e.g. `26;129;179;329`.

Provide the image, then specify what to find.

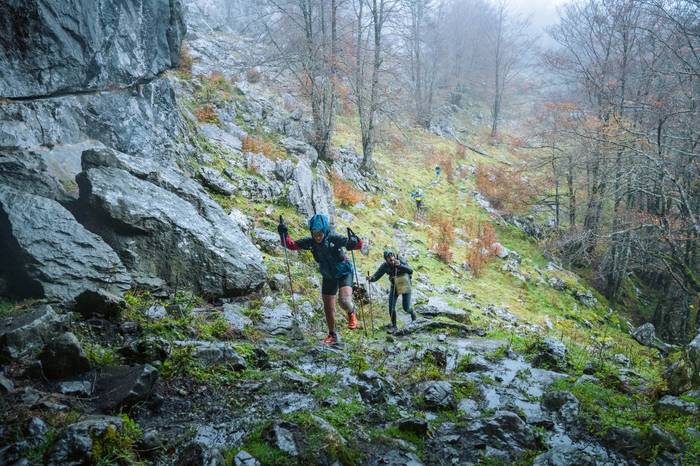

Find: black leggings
388;286;412;314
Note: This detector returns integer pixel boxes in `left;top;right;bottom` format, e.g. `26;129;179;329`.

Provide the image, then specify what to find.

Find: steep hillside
1;2;699;466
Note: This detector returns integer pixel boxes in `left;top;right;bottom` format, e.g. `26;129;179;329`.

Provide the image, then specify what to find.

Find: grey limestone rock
76;166;265;297
46;416;124;466
0;0;185;98
39;332;91;379
0;187;131;304
0;305;65;361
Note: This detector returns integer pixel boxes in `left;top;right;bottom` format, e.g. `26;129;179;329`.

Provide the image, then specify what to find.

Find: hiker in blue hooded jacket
369;250;415;333
278;214;363;344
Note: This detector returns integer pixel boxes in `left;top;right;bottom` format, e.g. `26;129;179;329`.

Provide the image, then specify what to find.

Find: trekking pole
279;216;298;317
366;273;375;334
347;228;368;337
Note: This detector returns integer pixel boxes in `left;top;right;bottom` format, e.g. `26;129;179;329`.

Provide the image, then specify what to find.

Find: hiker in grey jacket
369;250;416;333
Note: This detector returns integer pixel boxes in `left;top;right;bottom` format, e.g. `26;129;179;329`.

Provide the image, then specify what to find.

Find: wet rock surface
76;166;266;297
0;2;686;466
416;296;469;321
45;416;124;465
0;0;185;98
39;332;91;379
93;364;158;412
0;187;131;304
0;305;65;361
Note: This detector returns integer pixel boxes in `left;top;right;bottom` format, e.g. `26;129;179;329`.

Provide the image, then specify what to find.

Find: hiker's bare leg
338;286;354;314
322;294;336;334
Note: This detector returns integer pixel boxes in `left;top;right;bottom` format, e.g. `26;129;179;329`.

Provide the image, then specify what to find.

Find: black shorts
321;273;353;295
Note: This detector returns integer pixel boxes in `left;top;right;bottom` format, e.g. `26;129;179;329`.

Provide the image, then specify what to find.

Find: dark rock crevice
1;71;168;103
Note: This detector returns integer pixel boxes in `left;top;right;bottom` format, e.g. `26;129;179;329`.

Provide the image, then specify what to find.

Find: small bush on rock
429;213;456;263
194;104;219;124
475;162;535;213
331;174;363;207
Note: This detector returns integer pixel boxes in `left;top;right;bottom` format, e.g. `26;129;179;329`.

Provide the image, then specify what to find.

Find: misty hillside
1;1;699;465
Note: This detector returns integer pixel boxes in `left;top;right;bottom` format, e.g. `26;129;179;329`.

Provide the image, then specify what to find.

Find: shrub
466;221;498;277
424;149;456;183
336;82;353;114
331;174;363;207
177;45;193;77
241;136;279;158
475;162;535;213
194;104;219;124
429;213;456;262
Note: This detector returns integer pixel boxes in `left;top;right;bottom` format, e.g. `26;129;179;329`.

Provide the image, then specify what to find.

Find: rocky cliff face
0;0;267;304
0;0;185;99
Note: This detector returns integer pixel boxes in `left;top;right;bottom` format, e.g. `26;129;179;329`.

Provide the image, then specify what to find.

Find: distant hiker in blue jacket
369;250;415;333
278;214;363;345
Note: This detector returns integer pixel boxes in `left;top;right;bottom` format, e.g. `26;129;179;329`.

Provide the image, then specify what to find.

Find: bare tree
264;0;342;162
350;0;398;171
399;0;441;128
488;0;535;138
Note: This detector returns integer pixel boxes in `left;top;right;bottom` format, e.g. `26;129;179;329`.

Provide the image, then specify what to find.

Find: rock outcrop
0;187;131;304
76;165;266;297
0;0;186;99
0;305;65;361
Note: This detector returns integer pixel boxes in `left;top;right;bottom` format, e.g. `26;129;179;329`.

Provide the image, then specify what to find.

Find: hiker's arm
284;236;312;251
369;264;387;282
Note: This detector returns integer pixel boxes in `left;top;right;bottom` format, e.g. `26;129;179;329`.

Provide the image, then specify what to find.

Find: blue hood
308;214;330;237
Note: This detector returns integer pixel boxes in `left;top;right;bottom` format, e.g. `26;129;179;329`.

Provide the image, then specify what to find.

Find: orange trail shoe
323;333;339;345
348;312;358;330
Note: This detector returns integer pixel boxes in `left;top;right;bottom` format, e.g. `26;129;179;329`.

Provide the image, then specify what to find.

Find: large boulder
0;187;131;304
331;145;376;191
93;364;158;412
199;167;236;195
0;305;64;361
425;411;539;464
532;337;568;371
259;303;294;335
0;150;69;202
422;381;456;409
0;0;186;99
76;166;265;297
39;332;91;379
416;297;468;322
45;416;124;466
287;160;335;218
663;332;700;394
172;340;247;369
281;137;318;165
632;322;673;354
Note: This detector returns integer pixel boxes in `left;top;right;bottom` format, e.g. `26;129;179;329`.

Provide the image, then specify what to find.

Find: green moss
0;298;22;319
375;424;426;455
484;345;508;362
91;414;144;466
455;353;474;372
84;343;123;367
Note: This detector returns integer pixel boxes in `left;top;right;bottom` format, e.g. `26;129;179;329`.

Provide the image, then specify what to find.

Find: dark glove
347;227;359;242
277;220;288;239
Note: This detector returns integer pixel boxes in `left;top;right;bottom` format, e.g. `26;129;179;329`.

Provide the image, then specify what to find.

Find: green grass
84;342;123;367
91;414;145;466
